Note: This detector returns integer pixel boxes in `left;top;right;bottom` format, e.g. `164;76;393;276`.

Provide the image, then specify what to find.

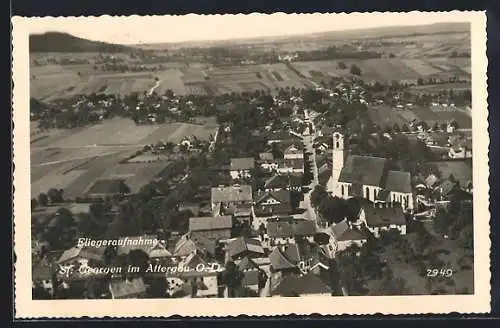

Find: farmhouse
229;157;255;179
283;143;304;160
109;277;146;299
226;237;265;260
270;273;332;297
328;129;414;211
188;215;233;241
237;257;267;294
173;233;217;258
254;190;293;217
330;219;368;252
263;174;302;192
85;178;131;200
359;205;407;237
57;246;106;266
211;185;253;213
266;220;317;246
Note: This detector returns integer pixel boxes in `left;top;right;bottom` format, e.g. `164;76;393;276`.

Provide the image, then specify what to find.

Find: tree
221;261;244;298
31;198;38;211
146;278;169;298
338;61;347;69
350;64;362;76
38;193;49;207
47;188;64;203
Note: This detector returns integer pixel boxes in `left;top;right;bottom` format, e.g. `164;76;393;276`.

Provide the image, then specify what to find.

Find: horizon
26;12;471;45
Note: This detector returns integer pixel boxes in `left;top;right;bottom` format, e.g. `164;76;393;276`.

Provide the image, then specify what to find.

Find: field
30;118;219;199
409;82;471;93
367;106;409;127
291;57;470;83
409;107;472;128
100;162;172;193
207;63;310;94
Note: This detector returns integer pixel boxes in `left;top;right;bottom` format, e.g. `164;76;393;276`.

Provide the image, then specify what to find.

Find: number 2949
427;268;453;278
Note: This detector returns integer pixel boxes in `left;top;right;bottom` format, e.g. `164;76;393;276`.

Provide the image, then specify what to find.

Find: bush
350;64;362;76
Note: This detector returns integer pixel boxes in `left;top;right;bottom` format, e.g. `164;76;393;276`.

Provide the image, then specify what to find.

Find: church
326;128;414;211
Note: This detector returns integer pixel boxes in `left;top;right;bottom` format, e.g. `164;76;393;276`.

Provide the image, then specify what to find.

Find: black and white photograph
12;11;490;317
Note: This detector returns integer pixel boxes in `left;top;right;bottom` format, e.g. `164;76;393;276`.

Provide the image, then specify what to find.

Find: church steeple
330;126;346;197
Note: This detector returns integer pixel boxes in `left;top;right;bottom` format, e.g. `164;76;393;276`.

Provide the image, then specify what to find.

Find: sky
27;12;473;45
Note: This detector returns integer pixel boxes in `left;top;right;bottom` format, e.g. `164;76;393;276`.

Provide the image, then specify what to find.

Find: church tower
331;129;345;196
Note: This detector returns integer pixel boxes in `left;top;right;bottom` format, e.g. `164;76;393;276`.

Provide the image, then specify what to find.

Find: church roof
385;171;412;193
338;155;388;187
338;155;412;194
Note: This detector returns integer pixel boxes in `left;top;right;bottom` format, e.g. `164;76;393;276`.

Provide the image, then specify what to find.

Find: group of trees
310;185;361;225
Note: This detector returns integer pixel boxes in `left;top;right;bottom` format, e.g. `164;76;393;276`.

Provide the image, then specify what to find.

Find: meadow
30;118;219;199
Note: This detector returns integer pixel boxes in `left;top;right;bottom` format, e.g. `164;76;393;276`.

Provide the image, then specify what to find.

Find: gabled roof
266;221;295;238
255;190;291;205
363;206;406;227
293;220;317;237
271;273;332;296
264;174;302;189
237;257;260;271
230;157;255;171
259;152;274;161
116;235;158;256
283;244;301;264
283;143;303;155
331;220;349;239
227;237;265;258
173;233;216;257
267;220;317;238
189;215;232;231
148;242;172;258
269;248;297;271
109;278;146;298
336;228;367;242
57;246;106;264
211;185;253;204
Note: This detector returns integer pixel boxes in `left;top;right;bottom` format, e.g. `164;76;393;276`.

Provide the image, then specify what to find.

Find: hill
29;32;137;53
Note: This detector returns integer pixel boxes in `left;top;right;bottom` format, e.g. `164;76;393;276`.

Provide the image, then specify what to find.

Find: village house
265;220;317;247
358;205;407;237
328;129;414;211
226;237;265;260
283;143;304;160
211;185;253;213
109;277;147;299
237;257;267;294
188;215;233;241
263;174;303;192
57;246;107;267
229;157;255;180
254;190;293;218
269;273;332;297
166;252;220;298
173;233;217;259
330;219;368;252
276;158;305;174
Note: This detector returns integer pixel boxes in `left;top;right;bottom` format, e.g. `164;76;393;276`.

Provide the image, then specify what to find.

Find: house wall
277;167;304;174
368;224;407;238
389;191;414;210
336;239;367;252
230;169;252;180
284;152;304;160
269;236;295;247
191;229;231;241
